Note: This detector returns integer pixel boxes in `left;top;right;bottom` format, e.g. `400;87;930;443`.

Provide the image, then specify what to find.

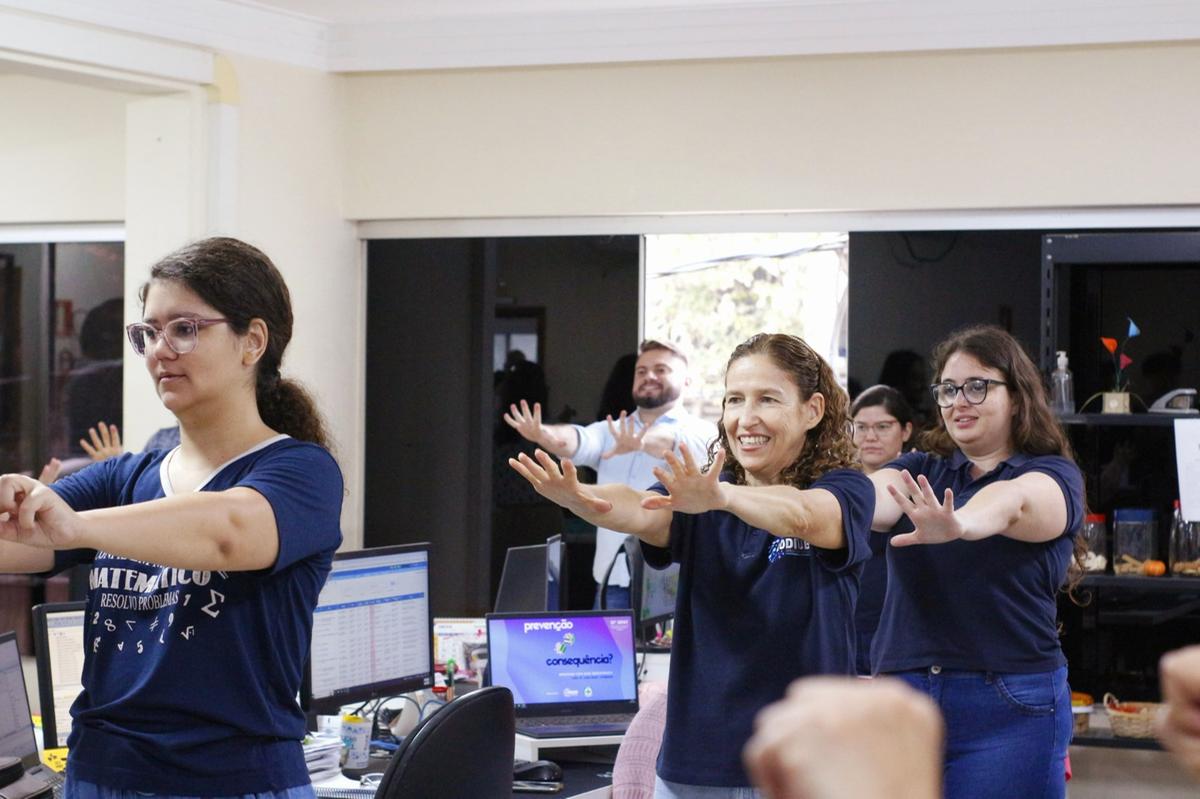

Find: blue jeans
593;583;631;610
654;777;761;799
893;665;1071;799
64;776;316;799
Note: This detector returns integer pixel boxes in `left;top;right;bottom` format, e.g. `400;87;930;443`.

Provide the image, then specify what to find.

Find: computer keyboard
519;713;635;727
313;786;376;799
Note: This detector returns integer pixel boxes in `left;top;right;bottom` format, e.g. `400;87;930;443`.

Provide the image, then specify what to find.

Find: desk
517;760;613;798
313;745;616;799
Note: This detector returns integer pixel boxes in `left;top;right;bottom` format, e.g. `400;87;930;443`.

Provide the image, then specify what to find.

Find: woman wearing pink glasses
0;237;342;799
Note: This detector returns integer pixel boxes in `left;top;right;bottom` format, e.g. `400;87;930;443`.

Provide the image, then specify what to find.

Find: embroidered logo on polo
768;537;812;562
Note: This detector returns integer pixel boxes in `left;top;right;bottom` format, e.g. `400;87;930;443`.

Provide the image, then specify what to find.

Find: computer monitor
494;543;548;613
622;537;678;642
301;543;434;717
638;562;680;630
545;534;568;611
31;601;86;749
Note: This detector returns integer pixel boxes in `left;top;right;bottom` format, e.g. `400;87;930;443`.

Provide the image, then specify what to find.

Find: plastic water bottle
1051;350;1074;414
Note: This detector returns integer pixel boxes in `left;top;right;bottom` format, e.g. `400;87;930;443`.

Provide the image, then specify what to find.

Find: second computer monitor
301;543;434;717
545;534;569;611
638;561;680;630
494;543;549;613
31;601;87;749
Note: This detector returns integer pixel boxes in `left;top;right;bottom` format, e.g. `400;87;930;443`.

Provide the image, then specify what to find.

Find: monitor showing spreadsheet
32;602;86;749
301;544;433;715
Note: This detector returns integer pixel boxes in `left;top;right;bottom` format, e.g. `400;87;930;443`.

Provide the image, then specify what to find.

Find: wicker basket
1103;693;1164;738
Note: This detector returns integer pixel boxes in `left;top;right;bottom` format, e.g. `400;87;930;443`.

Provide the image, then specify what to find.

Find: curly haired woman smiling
511;333;874;798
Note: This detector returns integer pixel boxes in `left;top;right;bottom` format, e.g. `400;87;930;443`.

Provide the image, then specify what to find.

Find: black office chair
374;686;515;799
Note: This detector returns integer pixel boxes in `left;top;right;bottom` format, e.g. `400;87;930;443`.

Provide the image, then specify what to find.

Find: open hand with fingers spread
888;469;963;547
641;443;727;515
601;411;646;459
509;449;613;517
0;473;84;549
503;400;545;443
80;421;123;461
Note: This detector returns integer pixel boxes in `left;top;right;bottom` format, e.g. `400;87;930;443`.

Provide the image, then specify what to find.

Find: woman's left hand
0;474;83;549
888;470;964;547
641;443;727;514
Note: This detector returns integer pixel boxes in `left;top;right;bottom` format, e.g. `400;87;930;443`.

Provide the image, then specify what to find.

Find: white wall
1;57;362;547
342;43;1200;220
222;54;362;546
0;73;130;223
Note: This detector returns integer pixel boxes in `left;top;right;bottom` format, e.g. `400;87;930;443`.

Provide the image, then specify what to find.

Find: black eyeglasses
126;318;229;357
930;378;1008;408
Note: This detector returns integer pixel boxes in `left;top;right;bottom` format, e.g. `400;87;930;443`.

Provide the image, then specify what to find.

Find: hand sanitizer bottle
1051;350;1074;414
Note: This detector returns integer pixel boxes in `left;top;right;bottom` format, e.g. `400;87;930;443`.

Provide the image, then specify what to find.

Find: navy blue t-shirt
641;468;874;787
871;449;1083;674
49;436;344;795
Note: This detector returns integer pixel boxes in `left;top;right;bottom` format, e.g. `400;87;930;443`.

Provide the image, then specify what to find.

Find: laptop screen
486;611;638;713
0;631;42;771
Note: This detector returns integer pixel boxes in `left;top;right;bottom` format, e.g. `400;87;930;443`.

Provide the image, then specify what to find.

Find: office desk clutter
513;759;564;782
303;735;343;784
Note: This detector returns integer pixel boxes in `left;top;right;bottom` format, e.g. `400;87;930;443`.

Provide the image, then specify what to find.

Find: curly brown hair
709;333;857;488
919;324;1086;597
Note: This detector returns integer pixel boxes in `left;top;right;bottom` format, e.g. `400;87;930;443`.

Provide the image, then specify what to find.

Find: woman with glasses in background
0;238;342;799
849;384;914;675
867;325;1084;799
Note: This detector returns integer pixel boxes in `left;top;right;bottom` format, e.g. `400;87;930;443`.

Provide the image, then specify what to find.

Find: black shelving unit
1072;726;1162;751
1057;413;1186;427
1080;574;1200;593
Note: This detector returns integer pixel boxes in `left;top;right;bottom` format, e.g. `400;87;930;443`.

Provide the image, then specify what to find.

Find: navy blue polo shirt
641;469;874;787
853;530;891;675
871;450;1084;675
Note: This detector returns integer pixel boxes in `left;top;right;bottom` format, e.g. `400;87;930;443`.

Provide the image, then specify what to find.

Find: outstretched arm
0;474;280;571
510;450;672;547
640;444;848;549
503;400;579;459
887;469;1069;547
0;539;55;573
868;468;908;531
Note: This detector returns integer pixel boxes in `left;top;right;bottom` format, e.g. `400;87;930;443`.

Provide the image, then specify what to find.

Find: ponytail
144;237;335;453
256;373;332;451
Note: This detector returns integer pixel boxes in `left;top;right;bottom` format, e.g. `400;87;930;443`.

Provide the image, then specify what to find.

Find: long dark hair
920;325;1073;460
920;325;1085;592
712;333;857;488
139;237;332;450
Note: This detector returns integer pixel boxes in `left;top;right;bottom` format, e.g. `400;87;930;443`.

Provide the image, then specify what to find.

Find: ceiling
2;0;1200;74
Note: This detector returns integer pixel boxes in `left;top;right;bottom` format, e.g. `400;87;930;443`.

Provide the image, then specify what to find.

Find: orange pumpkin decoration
1142;560;1167;576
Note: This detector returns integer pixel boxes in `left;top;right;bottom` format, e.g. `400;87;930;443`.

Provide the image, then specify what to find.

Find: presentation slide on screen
489;615;635;706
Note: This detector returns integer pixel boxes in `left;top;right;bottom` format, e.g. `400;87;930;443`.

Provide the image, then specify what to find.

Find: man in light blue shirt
505;339;717;608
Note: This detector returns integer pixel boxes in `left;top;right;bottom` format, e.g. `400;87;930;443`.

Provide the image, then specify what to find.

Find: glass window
643;233;849;421
0;242;124;475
